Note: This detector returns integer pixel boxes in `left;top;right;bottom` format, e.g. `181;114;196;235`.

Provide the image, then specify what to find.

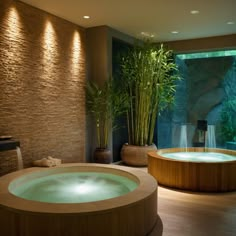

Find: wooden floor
134;167;236;236
155;186;236;236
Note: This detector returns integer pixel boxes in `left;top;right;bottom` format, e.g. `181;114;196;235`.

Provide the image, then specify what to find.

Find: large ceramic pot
94;148;112;164
121;144;157;166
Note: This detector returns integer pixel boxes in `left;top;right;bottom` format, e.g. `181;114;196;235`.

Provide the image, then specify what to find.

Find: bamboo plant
120;42;180;146
86;78;127;149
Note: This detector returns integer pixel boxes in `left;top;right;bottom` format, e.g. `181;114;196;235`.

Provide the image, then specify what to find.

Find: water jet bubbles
11;172;138;203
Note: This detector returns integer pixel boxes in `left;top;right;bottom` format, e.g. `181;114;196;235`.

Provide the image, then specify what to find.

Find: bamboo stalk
120;42;180;147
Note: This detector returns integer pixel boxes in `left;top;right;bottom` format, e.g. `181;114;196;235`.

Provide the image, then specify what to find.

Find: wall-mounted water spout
0;139;23;170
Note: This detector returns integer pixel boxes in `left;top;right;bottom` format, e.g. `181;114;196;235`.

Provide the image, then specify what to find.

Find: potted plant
119;42;181;166
86;78;127;163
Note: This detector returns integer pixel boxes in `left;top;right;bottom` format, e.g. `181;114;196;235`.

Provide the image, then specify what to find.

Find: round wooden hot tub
148;147;236;192
0;163;158;236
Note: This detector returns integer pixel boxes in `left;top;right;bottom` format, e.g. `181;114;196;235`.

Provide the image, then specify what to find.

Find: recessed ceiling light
83;15;90;19
190;10;199;14
227;21;235;25
171;31;179;34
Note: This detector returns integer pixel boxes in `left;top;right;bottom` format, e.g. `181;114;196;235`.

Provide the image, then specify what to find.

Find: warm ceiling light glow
41;20;59;94
83;15;90;19
71;30;81;75
6;7;21;39
43;20;58;76
73;31;81;52
44;21;56;50
171;31;179;34
227;21;235;25
190;10;199;14
8;7;20;23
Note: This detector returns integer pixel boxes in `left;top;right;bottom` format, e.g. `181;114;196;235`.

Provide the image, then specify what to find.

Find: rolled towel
33;158;55;167
47;156;62;166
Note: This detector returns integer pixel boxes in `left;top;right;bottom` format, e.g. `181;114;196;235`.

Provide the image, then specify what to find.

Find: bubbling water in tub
10;172;138;203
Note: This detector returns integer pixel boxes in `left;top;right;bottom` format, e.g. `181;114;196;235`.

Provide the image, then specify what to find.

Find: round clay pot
121;144;157;166
94;148;112;164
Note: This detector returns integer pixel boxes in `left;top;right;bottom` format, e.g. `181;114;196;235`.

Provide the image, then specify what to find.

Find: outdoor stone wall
0;0;86;175
169;56;234;147
185;57;233;125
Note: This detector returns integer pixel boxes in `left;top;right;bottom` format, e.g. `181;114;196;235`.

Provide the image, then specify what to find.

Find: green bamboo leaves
120;42;181;146
86;78;127;149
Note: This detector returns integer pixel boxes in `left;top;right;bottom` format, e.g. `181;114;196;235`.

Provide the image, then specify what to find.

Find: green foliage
119;42;181;146
221;99;236;142
86;78;127;148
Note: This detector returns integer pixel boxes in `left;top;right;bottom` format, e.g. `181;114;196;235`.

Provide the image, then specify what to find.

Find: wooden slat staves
148;148;236;192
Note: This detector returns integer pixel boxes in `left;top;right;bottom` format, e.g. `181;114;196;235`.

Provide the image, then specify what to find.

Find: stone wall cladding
0;0;86;175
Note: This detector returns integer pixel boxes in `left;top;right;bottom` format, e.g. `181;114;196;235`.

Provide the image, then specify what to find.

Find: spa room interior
0;0;236;235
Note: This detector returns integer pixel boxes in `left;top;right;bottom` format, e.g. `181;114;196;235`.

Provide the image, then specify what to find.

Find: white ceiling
20;0;236;42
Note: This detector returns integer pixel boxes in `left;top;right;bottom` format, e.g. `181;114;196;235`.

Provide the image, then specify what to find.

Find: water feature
16;146;23;170
206;125;216;148
179;124;188;150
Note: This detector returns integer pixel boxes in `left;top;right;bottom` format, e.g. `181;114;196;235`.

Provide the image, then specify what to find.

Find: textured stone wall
0;0;86;175
170;56;234;147
185;57;233;124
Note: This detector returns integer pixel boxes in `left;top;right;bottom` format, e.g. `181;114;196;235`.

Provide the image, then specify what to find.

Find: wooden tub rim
148;147;236;164
0;163;157;215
